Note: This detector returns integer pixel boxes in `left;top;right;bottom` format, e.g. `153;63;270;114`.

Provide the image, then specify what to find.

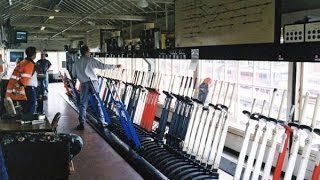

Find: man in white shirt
72;45;121;130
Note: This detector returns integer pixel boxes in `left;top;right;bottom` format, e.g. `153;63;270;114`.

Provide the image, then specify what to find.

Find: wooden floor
44;82;143;180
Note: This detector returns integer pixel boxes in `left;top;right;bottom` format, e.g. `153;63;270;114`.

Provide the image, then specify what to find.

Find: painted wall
85;29;101;51
18;39;70;51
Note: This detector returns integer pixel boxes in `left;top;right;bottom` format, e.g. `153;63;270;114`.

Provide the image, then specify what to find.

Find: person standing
6;46;38;113
198;77;213;104
35;52;51;93
72;45;121;130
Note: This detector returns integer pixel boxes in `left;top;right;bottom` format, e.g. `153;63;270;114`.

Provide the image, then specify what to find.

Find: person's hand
116;64;122;68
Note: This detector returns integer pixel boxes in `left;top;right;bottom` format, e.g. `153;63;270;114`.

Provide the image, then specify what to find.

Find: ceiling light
53;5;60;12
87;21;95;26
8;0;12;6
48;16;55;19
137;0;148;8
40;26;46;30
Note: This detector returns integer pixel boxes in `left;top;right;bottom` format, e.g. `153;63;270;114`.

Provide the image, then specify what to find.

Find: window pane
200;60;213;79
201;60;288;130
225;61;238;82
254;61;271;87
213;60;225;80
172;60;180;76
302;62;320;127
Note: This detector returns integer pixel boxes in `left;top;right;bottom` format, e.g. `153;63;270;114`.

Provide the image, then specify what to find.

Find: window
156;59;193;104
199;60;289;130
301;62;320;128
62;61;66;68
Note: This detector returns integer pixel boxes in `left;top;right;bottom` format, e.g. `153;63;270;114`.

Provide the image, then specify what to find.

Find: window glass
199;60;289;130
213;60;225;80
302;62;320;128
127;58;289;132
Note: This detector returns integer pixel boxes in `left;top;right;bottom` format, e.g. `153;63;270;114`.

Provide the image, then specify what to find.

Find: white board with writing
175;0;276;47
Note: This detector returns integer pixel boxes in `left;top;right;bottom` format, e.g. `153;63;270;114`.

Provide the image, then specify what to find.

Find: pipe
165;4;168;31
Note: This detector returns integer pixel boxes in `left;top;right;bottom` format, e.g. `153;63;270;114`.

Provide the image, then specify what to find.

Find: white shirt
27;71;38;87
72;56;115;83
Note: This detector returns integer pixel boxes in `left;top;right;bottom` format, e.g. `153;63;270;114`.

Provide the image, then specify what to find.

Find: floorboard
45;82;143;180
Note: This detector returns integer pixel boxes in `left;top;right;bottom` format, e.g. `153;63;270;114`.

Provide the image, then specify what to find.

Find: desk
0;119;52;133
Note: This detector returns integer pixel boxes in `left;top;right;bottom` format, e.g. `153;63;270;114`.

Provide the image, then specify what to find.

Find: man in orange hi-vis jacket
6;47;38;113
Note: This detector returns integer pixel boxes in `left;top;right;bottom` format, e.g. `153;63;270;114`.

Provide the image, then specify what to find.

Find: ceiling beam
29;30;86;35
29;36;83;41
7;10;147;21
29;34;85;40
127;0;174;4
12;23;116;30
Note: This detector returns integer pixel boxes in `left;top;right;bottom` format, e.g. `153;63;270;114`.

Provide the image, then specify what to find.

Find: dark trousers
0;146;8;180
22;86;37;113
78;81;105;124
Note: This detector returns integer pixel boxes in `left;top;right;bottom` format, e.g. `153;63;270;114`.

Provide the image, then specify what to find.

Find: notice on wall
175;0;276;47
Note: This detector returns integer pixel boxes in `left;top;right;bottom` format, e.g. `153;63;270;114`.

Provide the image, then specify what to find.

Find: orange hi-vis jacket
6;58;35;101
0;64;3;73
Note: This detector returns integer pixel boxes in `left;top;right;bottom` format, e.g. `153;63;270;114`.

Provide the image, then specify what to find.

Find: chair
3;97;17;116
3;138;70;180
50;112;75;174
51;112;61;133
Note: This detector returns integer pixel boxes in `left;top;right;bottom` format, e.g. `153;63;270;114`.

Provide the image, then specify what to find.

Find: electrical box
283;24;304;43
305;22;320;42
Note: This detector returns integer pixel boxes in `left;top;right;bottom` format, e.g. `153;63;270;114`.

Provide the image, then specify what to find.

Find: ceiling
0;0;174;41
0;0;320;41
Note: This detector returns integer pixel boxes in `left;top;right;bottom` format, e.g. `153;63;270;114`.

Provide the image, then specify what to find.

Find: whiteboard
175;0;277;47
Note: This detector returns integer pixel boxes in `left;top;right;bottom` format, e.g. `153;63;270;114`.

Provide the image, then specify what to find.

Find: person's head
25;46;37;60
80;45;90;57
203;77;213;85
41;52;48;60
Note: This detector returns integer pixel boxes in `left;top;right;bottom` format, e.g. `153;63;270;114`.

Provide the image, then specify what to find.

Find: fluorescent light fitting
137;0;148;8
48;16;55;19
87;21;95;26
54;5;60;12
40;26;46;30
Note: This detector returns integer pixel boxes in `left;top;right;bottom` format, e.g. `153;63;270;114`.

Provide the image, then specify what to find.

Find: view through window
199;60;289;130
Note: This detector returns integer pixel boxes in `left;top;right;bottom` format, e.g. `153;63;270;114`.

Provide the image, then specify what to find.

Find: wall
282;8;320;26
121;15;175;40
85;29;101;51
18;39;70;51
86;15;175;51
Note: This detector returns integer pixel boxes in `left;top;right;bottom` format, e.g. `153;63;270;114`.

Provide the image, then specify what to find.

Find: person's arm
91;57;121;69
47;60;52;70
